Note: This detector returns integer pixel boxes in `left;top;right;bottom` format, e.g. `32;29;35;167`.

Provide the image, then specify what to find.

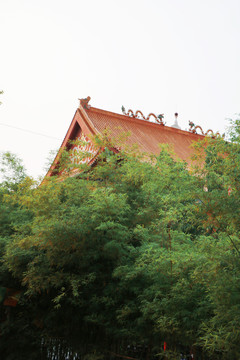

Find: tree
0;152;38;360
1;126;240;359
187;123;240;358
1;143;207;358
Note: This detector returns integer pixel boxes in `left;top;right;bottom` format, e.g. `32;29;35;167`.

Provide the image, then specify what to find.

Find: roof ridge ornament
188;121;223;138
121;106;165;125
79;96;91;110
171;112;181;129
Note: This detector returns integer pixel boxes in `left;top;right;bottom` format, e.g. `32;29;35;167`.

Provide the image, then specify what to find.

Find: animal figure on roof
189;121;195;132
80;96;91;109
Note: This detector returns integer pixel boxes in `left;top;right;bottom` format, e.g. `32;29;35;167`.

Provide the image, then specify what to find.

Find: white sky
0;0;240;179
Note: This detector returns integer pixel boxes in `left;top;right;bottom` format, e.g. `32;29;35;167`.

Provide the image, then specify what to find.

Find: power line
0;122;61;140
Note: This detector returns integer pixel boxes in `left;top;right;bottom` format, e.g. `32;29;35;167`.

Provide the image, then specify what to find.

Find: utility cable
0;122;61;140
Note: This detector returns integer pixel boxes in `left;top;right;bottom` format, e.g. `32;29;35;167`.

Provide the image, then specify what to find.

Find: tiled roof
46;101;205;177
86;106;204;162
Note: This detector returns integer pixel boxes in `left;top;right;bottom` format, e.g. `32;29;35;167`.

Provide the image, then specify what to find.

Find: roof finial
172;112;181;129
79;96;91;110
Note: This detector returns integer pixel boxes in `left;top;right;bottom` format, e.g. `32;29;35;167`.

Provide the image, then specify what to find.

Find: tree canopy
0;126;240;360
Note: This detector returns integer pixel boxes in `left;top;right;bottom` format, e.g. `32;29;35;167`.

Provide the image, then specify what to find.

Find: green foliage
0;90;3;105
0;151;27;191
1;122;240;359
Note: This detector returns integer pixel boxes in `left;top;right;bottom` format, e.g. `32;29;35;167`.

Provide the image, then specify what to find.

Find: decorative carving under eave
121;107;165;125
79;96;91;110
188;121;223;138
70;134;98;165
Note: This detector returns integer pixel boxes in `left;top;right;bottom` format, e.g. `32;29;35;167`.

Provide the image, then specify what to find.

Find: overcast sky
1;0;240;179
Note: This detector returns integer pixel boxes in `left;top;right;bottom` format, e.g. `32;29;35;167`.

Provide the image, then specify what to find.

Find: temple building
47;97;217;177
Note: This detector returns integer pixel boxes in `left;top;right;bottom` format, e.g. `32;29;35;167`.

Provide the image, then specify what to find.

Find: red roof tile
87;106;204;162
46;101;205;177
